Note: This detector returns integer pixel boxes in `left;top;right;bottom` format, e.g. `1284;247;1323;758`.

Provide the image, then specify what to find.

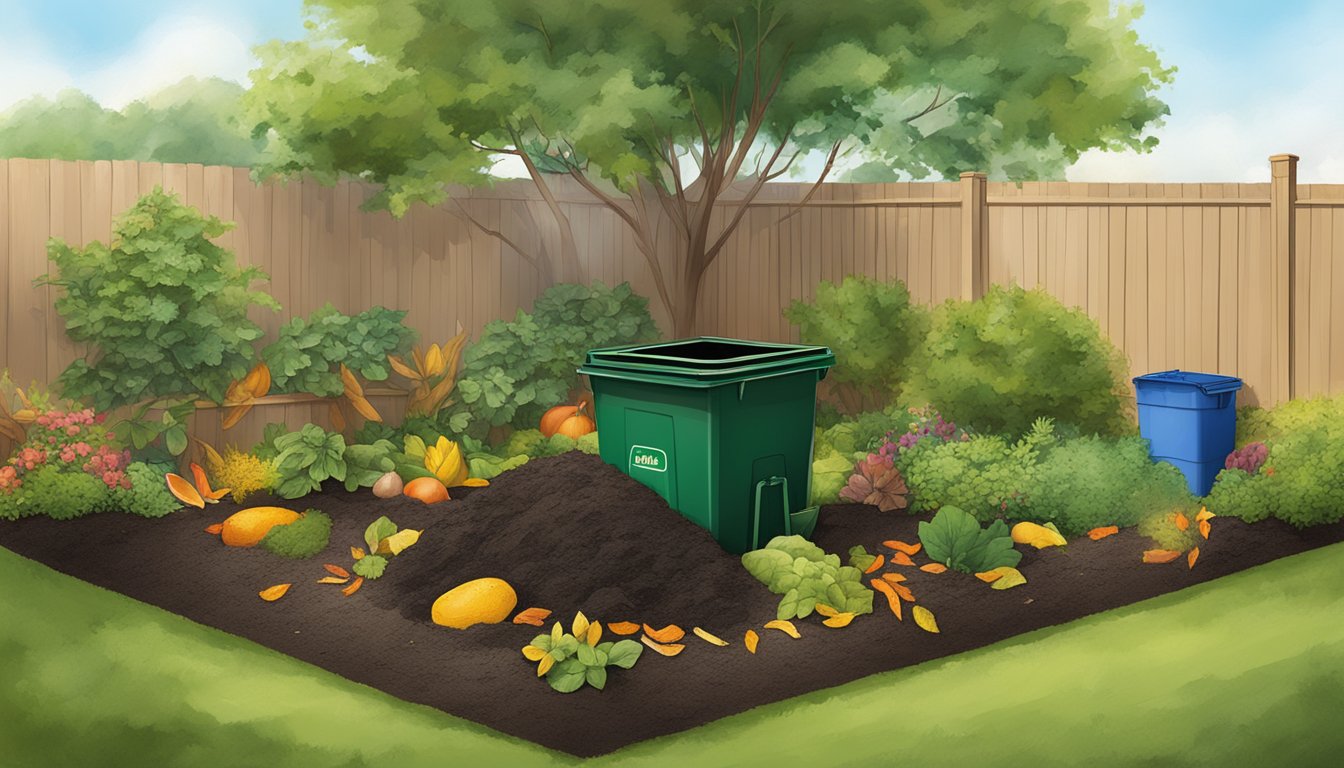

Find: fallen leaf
1087;525;1120;540
342;577;364;596
376;528;422;556
512;607;553;627
814;603;840;618
822;612;856;628
882;572;908;584
1199;519;1212;540
258;584;291;602
323;563;351;579
350;546;365;561
1188;547;1200;569
870;578;903;620
764;619;801;639
890;583;915;603
462;478;490;487
1196;506;1216;523
204;523;223;535
912;605;940;634
537;654;555;677
640;636;685;657
882;540;922;556
316;576;349;585
521;645;547;662
889;551;915;567
693;627;729;646
919;563;948;574
1011;521;1067;549
1142;549;1183;564
975;570;1005;583
985;567;1027;590
744;629;760;654
608;621;641;636
1174;512;1191;532
863;553;886;574
643;624;685;644
189;463;229;503
165;473;205;509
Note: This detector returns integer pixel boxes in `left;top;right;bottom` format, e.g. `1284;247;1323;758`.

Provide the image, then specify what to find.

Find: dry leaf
882;540;922;556
339;364;364;398
889;551;915;567
328;401;347;433
204;523;223;535
882;572;908;584
586;621;603;647
1087;525;1120;540
975;570;1005;583
513;607;553;627
919;563;947;574
643;624;685;644
537;654;555;677
323;563;351;579
912;605;940;634
376;528;422;556
1188;547;1200;569
1199;519;1212;540
1196;506;1216;523
316;576;350;585
863;553;886;574
1174;512;1191;532
342;577;364;596
764;619;801;639
220;402;254;430
462;477;490;487
822;612;856;628
189;463;228;502
744;629;760;654
1142;549;1183;564
608;621;641;636
521;645;547;662
640;636;685;657
693;627;729;646
870;578;903;620
814;603;840;618
572;612;591;637
258;584;291;602
890;583;915;603
350;546;365;561
165;473;205;509
987;567;1027;590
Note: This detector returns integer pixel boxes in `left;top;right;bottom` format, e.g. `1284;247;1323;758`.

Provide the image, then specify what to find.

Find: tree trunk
672;268;703;338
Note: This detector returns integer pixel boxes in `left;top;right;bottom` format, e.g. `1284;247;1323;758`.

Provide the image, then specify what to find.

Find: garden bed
1;452;1341;757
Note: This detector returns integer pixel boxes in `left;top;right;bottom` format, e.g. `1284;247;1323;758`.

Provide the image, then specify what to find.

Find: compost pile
376;452;773;629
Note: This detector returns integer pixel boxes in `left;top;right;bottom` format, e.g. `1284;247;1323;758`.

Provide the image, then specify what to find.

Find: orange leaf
919;563;948;574
347;391;382;422
882;572;908;583
1142;549;1183;564
341;577;364;597
258;584;291;602
1199;519;1211;540
188;463;229;502
462;478;490;487
165;473;205;509
863;553;886;574
608;621;641;636
204;523;223;535
1188;547;1200;569
323;563;351;579
1174;512;1190;532
642;624;685;644
316;576;350;585
329;401;347;433
1195;506;1215;523
975;570;1005;583
512;607;553;627
339;364;364;398
870;578;903;620
889;551;915;567
882;540;922;556
221;401;254;430
891;583;915;603
388;355;423;381
640;636;685;657
744;629;760;654
1087;525;1120;540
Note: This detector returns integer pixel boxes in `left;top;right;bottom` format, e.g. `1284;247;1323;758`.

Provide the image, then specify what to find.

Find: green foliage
271;424;346;499
110;462;182;518
352;555;388;580
19;466;109;521
906;285;1132;438
847;545;878;572
261;510;333;559
741;535;874;620
497;428;601;461
0;485;26;520
450;282;657;436
261;305;416;397
897;418;1058;519
39;188;278;410
917;507;1021;574
1235;395;1344;446
808;410;902;505
1206;415;1344;528
785;277;928;409
342;440;398;492
526;622;644;693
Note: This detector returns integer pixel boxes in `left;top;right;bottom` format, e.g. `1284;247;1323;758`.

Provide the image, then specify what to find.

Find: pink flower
66;425;80;436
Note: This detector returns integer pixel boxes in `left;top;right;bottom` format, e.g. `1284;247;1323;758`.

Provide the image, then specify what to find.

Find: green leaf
363;516;397;553
164;425;188;456
351;554;387;580
547;658;587;693
584;666;608;690
605;639;643;669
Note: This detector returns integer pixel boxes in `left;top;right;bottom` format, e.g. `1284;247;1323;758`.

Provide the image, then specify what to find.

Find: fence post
1269;153;1297;403
959;172;987;300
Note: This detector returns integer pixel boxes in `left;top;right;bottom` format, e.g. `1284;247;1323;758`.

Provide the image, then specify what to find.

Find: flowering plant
877;406;970;459
4;406;131;492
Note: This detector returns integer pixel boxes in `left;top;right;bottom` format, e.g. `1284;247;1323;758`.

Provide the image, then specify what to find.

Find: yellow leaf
912;605;940;634
350;546;365;561
692;627;729;646
462;478;490;487
388;355;423;381
1188;547;1200;569
608;621;641;636
764;619;801;639
572;611;590;638
640;636;685;657
1087;525;1120;540
987;567;1027;590
425;344;446;377
822;612;856;628
1196;506;1216;523
586;621;603;647
423;438;468;487
316;576;350;585
537;654;555;677
258;584;291;602
744;629;760;654
346;391;382;422
1199;519;1212;540
521;645;548;662
1011;522;1067;549
919;563;948;574
813;603;840;618
377;528;422;556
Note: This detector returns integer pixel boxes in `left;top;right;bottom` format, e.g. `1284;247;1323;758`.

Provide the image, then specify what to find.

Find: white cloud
81;14;256;109
0;7;75;111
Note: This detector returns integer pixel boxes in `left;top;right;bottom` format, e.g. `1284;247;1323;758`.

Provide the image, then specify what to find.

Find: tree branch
702;135;793;268
903;86;960;124
448;198;548;280
774;139;845;226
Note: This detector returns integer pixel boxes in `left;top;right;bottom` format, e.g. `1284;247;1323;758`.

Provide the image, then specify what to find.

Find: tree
248;0;1171;336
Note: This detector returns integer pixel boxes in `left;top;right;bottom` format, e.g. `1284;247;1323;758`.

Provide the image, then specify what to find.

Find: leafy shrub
522;614;644;693
109;461;182;518
262;304;416;397
896;418;1057;519
208;447;278;503
741;535;874;620
272;424;346;499
809;409;905;505
5;406;132;492
1234;394;1344;446
39;188;277;409
496;428;599;460
906;285;1132;437
880;405;970;456
918;506;1021;574
450;282;658;437
784;276;928;413
261;509;332;559
0;484;28;520
342;439;398;491
1206;417;1344;528
20;465;109;520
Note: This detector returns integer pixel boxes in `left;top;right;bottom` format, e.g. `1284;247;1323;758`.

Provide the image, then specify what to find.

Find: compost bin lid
1132;369;1243;395
579;336;835;387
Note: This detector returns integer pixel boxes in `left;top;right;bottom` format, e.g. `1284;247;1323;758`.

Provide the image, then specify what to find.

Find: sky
0;0;1340;183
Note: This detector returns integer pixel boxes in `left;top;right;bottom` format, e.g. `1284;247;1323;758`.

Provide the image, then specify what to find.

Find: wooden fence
2;155;1342;455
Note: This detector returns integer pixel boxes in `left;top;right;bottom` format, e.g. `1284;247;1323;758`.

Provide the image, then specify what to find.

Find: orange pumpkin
404;476;449;504
555;400;596;439
540;397;589;437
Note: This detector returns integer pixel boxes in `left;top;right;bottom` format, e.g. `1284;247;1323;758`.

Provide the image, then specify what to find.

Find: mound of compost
373;452;773;628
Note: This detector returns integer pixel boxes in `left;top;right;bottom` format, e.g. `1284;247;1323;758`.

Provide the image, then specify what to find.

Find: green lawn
2;543;1342;768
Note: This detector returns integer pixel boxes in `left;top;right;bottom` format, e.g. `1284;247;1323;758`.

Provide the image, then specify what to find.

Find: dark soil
2;451;1342;757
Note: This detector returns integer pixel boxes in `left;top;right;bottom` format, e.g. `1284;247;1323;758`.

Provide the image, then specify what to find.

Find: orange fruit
404;476;449;504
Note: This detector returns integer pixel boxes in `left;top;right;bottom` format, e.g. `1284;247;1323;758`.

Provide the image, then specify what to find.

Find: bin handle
752;475;792;548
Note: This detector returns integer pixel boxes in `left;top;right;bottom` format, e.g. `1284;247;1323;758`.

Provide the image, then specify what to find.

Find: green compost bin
578;337;835;554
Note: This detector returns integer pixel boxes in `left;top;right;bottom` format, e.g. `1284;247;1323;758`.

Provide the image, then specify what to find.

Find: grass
2;543;1343;768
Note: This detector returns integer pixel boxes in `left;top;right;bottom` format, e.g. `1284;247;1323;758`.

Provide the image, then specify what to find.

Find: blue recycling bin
1132;370;1243;497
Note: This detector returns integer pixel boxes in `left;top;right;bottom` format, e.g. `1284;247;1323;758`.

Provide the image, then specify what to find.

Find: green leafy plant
351;515;421;580
262;304;416;397
450;282;657;437
37;188;277;410
1206;418;1344;528
897;418;1057;519
741;535;874;620
917;506;1022;574
906;285;1133;437
272;424;346;499
521;612;643;693
260;509;332;559
109;461;182;518
785;276;929;414
18;465;109;521
342;439;398;491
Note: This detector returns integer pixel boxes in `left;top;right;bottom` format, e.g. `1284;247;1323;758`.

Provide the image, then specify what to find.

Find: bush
809;410;904;505
260;509;332;559
896;418;1057;520
38;188;277;409
109;461;182;518
207;447;278;503
1206;415;1344;528
262;304;416;397
906;285;1132;437
785;276;928;413
450;282;658;437
20;465;109;520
